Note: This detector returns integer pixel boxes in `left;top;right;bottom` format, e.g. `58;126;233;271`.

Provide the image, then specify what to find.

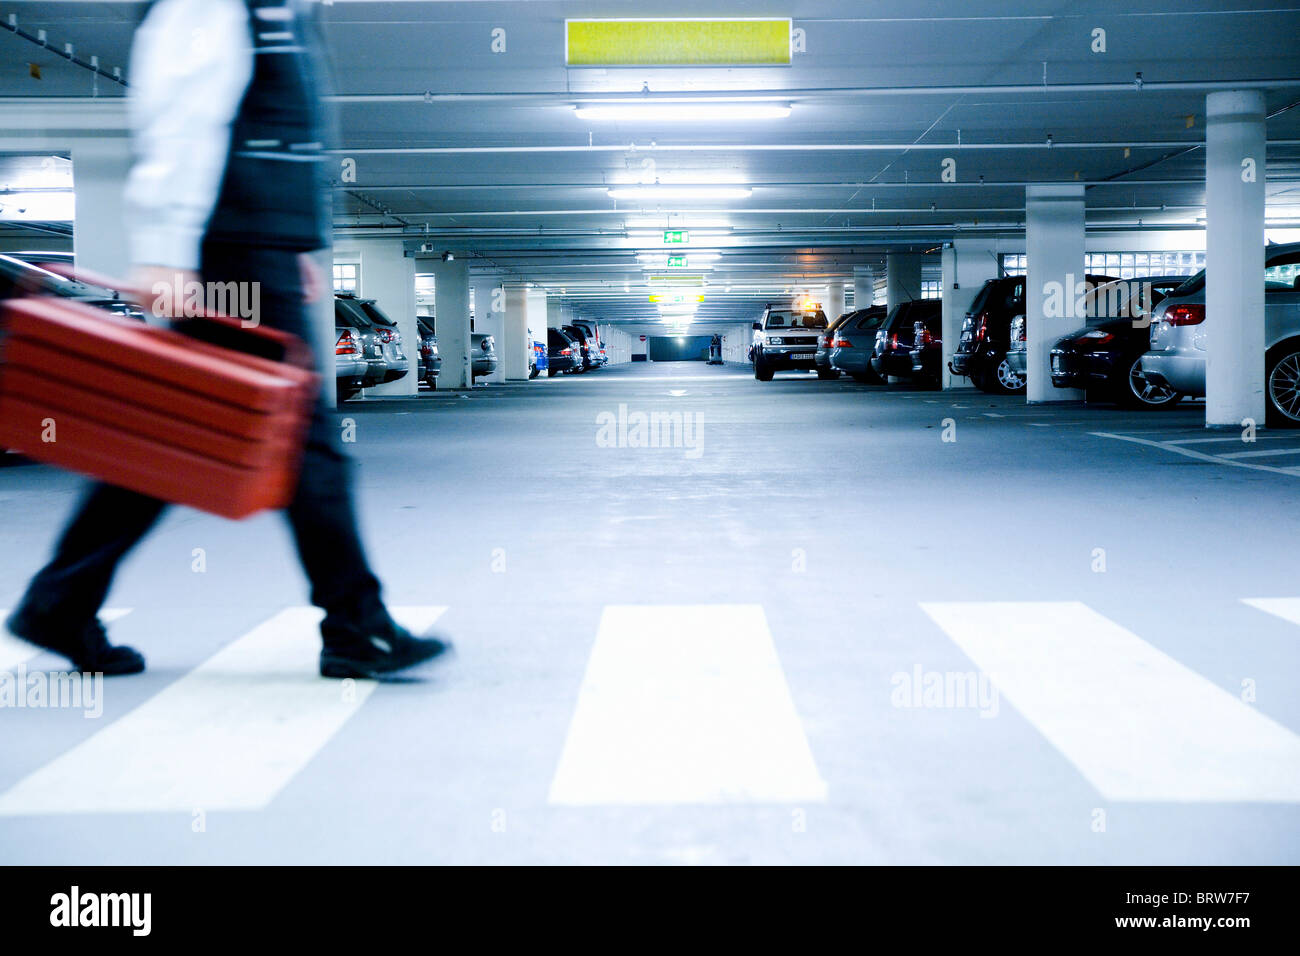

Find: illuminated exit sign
663;230;690;245
666;255;688;268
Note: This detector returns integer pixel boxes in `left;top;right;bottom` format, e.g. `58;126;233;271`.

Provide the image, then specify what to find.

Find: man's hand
299;253;325;305
132;265;200;321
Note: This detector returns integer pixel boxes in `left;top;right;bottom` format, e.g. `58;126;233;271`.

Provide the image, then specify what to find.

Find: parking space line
548;604;827;806
0;605;446;815
920;601;1300;802
1090;431;1300;477
1218;447;1300;460
0;608;133;672
1165;436;1290;445
1242;598;1300;628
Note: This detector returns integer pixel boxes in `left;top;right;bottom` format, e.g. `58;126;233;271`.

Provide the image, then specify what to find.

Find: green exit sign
666;255;688;268
663;230;690;245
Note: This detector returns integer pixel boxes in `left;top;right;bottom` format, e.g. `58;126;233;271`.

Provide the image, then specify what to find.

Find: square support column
430;256;471;389
886;253;922;312
1205;90;1267;427
1026;184;1086;404
472;279;507;384
825;281;846;321
503;285;530;381
853;267;875;309
72;138;132;278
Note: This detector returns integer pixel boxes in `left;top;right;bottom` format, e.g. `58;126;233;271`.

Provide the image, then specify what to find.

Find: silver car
1142;242;1300;425
471;332;498;379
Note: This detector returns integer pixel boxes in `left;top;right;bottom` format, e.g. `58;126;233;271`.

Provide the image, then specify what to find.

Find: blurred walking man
6;0;449;678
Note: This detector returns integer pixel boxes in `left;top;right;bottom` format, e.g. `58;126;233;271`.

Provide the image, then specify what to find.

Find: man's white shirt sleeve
123;0;254;271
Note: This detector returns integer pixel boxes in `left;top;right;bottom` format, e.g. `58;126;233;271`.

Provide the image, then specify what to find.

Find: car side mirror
752;322;761;330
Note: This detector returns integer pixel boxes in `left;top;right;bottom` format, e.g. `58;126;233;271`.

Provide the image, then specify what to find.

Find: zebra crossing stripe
920;601;1300;802
1242;597;1300;627
0;605;446;815
0;608;133;672
548;604;827;805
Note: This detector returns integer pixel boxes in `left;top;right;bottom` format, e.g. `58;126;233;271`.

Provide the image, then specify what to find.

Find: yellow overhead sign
566;19;792;67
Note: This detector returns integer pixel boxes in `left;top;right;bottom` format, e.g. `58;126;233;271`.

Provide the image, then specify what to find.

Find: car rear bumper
829;348;868;373
473;358;499;377
757;347;819;369
949;350;973;377
1004;348;1027;376
1050;348;1121;390
1139;351;1204;395
871;350;914;378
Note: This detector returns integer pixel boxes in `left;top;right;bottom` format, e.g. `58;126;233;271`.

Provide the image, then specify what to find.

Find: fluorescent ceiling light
574;103;791;122
626;218;732;230
609;186;752;201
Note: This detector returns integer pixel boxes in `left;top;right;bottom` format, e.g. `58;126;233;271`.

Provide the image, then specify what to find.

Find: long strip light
609;186;753;201
574;103;792;122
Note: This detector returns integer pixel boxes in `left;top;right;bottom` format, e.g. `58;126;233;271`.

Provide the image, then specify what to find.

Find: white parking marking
1091;431;1300;477
548;604;827;805
920;601;1300;802
1218;447;1300;460
0;608;132;672
0;606;446;815
1242;598;1300;628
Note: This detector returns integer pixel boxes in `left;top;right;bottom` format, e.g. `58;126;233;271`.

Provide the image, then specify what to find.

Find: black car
547;327;579;376
0;254;144;320
563;324;600;371
416;317;441;388
1047;277;1189;408
949;274;1116;394
870;300;943;386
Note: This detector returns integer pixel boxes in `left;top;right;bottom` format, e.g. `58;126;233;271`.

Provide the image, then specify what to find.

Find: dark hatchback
1046;277;1189;408
814;311;856;379
547;327;579;375
871;299;943;385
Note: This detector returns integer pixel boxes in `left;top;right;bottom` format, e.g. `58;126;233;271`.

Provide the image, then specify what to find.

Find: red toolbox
0;295;319;519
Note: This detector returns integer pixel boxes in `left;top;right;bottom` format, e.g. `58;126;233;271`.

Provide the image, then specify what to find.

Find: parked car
531;335;547;378
350;296;408;384
828;306;889;383
1016;277;1188;408
333;297;386;399
751;305;830;381
949;274;1116;394
563;323;602;371
547;327;579;376
416;317;441;388
871;300;943;386
471;332;498;379
0;254;145;321
569;319;607;366
1143;242;1300;426
814;311;856;379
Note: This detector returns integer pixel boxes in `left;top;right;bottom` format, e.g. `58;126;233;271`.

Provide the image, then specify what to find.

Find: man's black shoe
319;623;452;679
4;610;146;676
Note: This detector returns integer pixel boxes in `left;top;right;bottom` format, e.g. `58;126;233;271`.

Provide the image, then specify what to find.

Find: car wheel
754;356;774;382
1120;356;1180;409
981;354;1026;395
1266;344;1300;428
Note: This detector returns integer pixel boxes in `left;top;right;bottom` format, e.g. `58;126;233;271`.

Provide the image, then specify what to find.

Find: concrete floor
1;361;1298;864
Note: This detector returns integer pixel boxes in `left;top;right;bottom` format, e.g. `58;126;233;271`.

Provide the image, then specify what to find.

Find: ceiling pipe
334;178;1239;192
331;140;1300;156
338;205;1213;220
326;78;1300;106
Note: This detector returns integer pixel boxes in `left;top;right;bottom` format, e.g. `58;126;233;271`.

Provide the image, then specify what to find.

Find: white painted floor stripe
920;601;1300;802
1090;432;1300;478
0;608;132;672
0;605;446;815
548;604;827;805
1218;447;1300;460
1242;597;1300;628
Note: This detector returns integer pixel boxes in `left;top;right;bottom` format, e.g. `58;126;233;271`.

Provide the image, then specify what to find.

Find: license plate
792;353;814;360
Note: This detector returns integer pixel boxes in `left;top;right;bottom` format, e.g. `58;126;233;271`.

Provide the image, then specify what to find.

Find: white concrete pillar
1026;184;1086;403
853;267;875;309
503;285;530;380
430;256;471;389
547;295;565;329
825;281;846;321
472;278;507;384
941;239;1001;389
886;253;922;312
72;138;132;277
310;247;338;408
334;239;417;396
1205;90;1267;427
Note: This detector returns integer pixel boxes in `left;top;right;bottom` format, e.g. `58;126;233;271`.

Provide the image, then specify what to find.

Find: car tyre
1119;355;1180;409
754;355;774;382
980;354;1026;395
1266;343;1300;428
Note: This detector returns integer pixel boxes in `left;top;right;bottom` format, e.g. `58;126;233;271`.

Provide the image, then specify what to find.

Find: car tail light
335;329;358;355
562;347;572;356
1010;317;1026;344
890;333;900;350
914;322;933;347
833;337;852;348
975;313;989;343
375;327;396;344
1079;330;1115;346
1166;304;1206;326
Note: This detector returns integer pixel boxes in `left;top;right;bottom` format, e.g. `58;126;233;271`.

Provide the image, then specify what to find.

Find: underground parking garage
0;0;1299;907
